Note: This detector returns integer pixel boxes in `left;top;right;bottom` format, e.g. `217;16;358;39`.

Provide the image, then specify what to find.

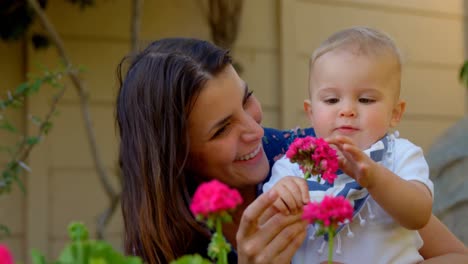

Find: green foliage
459;60;468;89
31;222;143;264
170;254;212;264
0;224;11;239
0;67;66;196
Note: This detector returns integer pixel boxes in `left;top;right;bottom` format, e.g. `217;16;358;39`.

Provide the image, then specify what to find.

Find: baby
263;26;434;264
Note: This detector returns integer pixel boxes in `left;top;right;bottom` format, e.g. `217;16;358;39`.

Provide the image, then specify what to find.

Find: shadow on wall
426;116;468;244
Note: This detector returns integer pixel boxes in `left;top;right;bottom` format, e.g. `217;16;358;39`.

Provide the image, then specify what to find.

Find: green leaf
90;258;107;264
77;65;88;73
26;136;41;146
31;249;48;264
0;119;18;133
459;60;468;89
43;121;53;134
30;79;43;93
68;222;89;242
15;82;29;95
32;222;144;264
0;224;11;239
12;172;26;194
170;254;212;264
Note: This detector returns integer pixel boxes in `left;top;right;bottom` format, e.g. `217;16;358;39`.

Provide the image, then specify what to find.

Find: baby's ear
390;99;406;127
303;99;314;124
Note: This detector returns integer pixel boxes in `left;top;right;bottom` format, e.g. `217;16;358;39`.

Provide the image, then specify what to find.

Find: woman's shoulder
261;127;315;186
262;127;315;163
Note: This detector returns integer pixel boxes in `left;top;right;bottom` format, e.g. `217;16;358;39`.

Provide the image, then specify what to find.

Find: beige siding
48;168;122;237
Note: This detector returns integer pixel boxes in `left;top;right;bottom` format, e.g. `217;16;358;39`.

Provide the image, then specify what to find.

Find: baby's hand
270;176;309;215
326;136;378;188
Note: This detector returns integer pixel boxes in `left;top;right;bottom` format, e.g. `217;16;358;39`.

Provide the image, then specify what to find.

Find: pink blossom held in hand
286;136;339;183
190;180;243;217
0;244;14;264
302;195;353;228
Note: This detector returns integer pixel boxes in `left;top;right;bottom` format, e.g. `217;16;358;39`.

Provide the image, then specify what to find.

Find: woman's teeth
237;145;261;161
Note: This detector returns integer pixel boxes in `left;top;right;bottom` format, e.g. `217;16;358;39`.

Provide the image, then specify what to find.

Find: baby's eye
324;98;339;104
359;98;375;104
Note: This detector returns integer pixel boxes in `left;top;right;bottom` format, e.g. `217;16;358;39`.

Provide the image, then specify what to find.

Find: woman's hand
236;190;308;264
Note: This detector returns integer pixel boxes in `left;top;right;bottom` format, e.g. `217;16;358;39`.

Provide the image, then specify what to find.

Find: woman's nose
241;115;264;142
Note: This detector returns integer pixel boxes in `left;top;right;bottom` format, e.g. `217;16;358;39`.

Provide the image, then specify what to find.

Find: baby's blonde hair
310;26;403;73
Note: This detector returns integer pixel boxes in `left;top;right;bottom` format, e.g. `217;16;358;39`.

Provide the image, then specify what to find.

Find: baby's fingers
341;142;366;161
284;177;310;210
274;183;300;214
273;198;290;215
290;177;310;204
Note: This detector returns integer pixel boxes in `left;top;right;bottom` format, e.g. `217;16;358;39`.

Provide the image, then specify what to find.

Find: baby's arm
328;136;432;230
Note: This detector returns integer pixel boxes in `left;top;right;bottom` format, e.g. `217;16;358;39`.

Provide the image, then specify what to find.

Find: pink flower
302;195;353;228
286;136;338;183
0;244;14;264
190;180;243;218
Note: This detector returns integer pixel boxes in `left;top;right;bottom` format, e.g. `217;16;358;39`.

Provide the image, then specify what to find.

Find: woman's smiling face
187;65;269;190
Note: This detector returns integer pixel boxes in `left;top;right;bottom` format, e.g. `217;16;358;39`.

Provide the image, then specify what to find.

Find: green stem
328;229;334;264
216;217;228;264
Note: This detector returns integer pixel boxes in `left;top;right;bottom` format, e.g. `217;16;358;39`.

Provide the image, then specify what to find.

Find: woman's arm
419;214;468;263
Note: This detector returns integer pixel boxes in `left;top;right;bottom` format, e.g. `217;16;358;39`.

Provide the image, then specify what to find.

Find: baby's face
305;49;405;150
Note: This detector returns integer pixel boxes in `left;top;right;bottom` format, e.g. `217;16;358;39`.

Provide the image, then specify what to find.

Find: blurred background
0;0;467;263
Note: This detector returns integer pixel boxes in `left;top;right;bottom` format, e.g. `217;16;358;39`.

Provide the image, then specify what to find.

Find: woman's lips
235;144;262;161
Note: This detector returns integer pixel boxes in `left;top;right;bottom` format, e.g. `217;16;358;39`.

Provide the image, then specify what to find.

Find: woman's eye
324;98;339;104
359;98;375;104
212;124;230;139
243;90;254;106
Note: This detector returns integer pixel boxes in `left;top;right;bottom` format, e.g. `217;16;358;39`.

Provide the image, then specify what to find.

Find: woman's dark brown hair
116;38;231;263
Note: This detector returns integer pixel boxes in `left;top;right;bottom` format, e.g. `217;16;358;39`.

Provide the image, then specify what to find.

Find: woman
116;38;467;264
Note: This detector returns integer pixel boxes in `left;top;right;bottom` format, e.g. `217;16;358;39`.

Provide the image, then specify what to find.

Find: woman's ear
390;99;406;127
304;99;314;125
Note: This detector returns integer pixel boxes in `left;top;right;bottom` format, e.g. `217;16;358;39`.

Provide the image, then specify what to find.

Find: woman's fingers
255;212;304;250
259;216;308;264
258;205;279;225
274;226;308;264
237;190;278;240
238;210;305;263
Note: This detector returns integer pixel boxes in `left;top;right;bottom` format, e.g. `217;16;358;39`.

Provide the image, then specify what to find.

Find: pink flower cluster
302;195;353;228
0;244;14;264
286;136;339;183
190;180;243;217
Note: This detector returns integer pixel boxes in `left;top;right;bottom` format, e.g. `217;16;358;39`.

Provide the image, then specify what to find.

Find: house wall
0;41;26;263
0;0;466;262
